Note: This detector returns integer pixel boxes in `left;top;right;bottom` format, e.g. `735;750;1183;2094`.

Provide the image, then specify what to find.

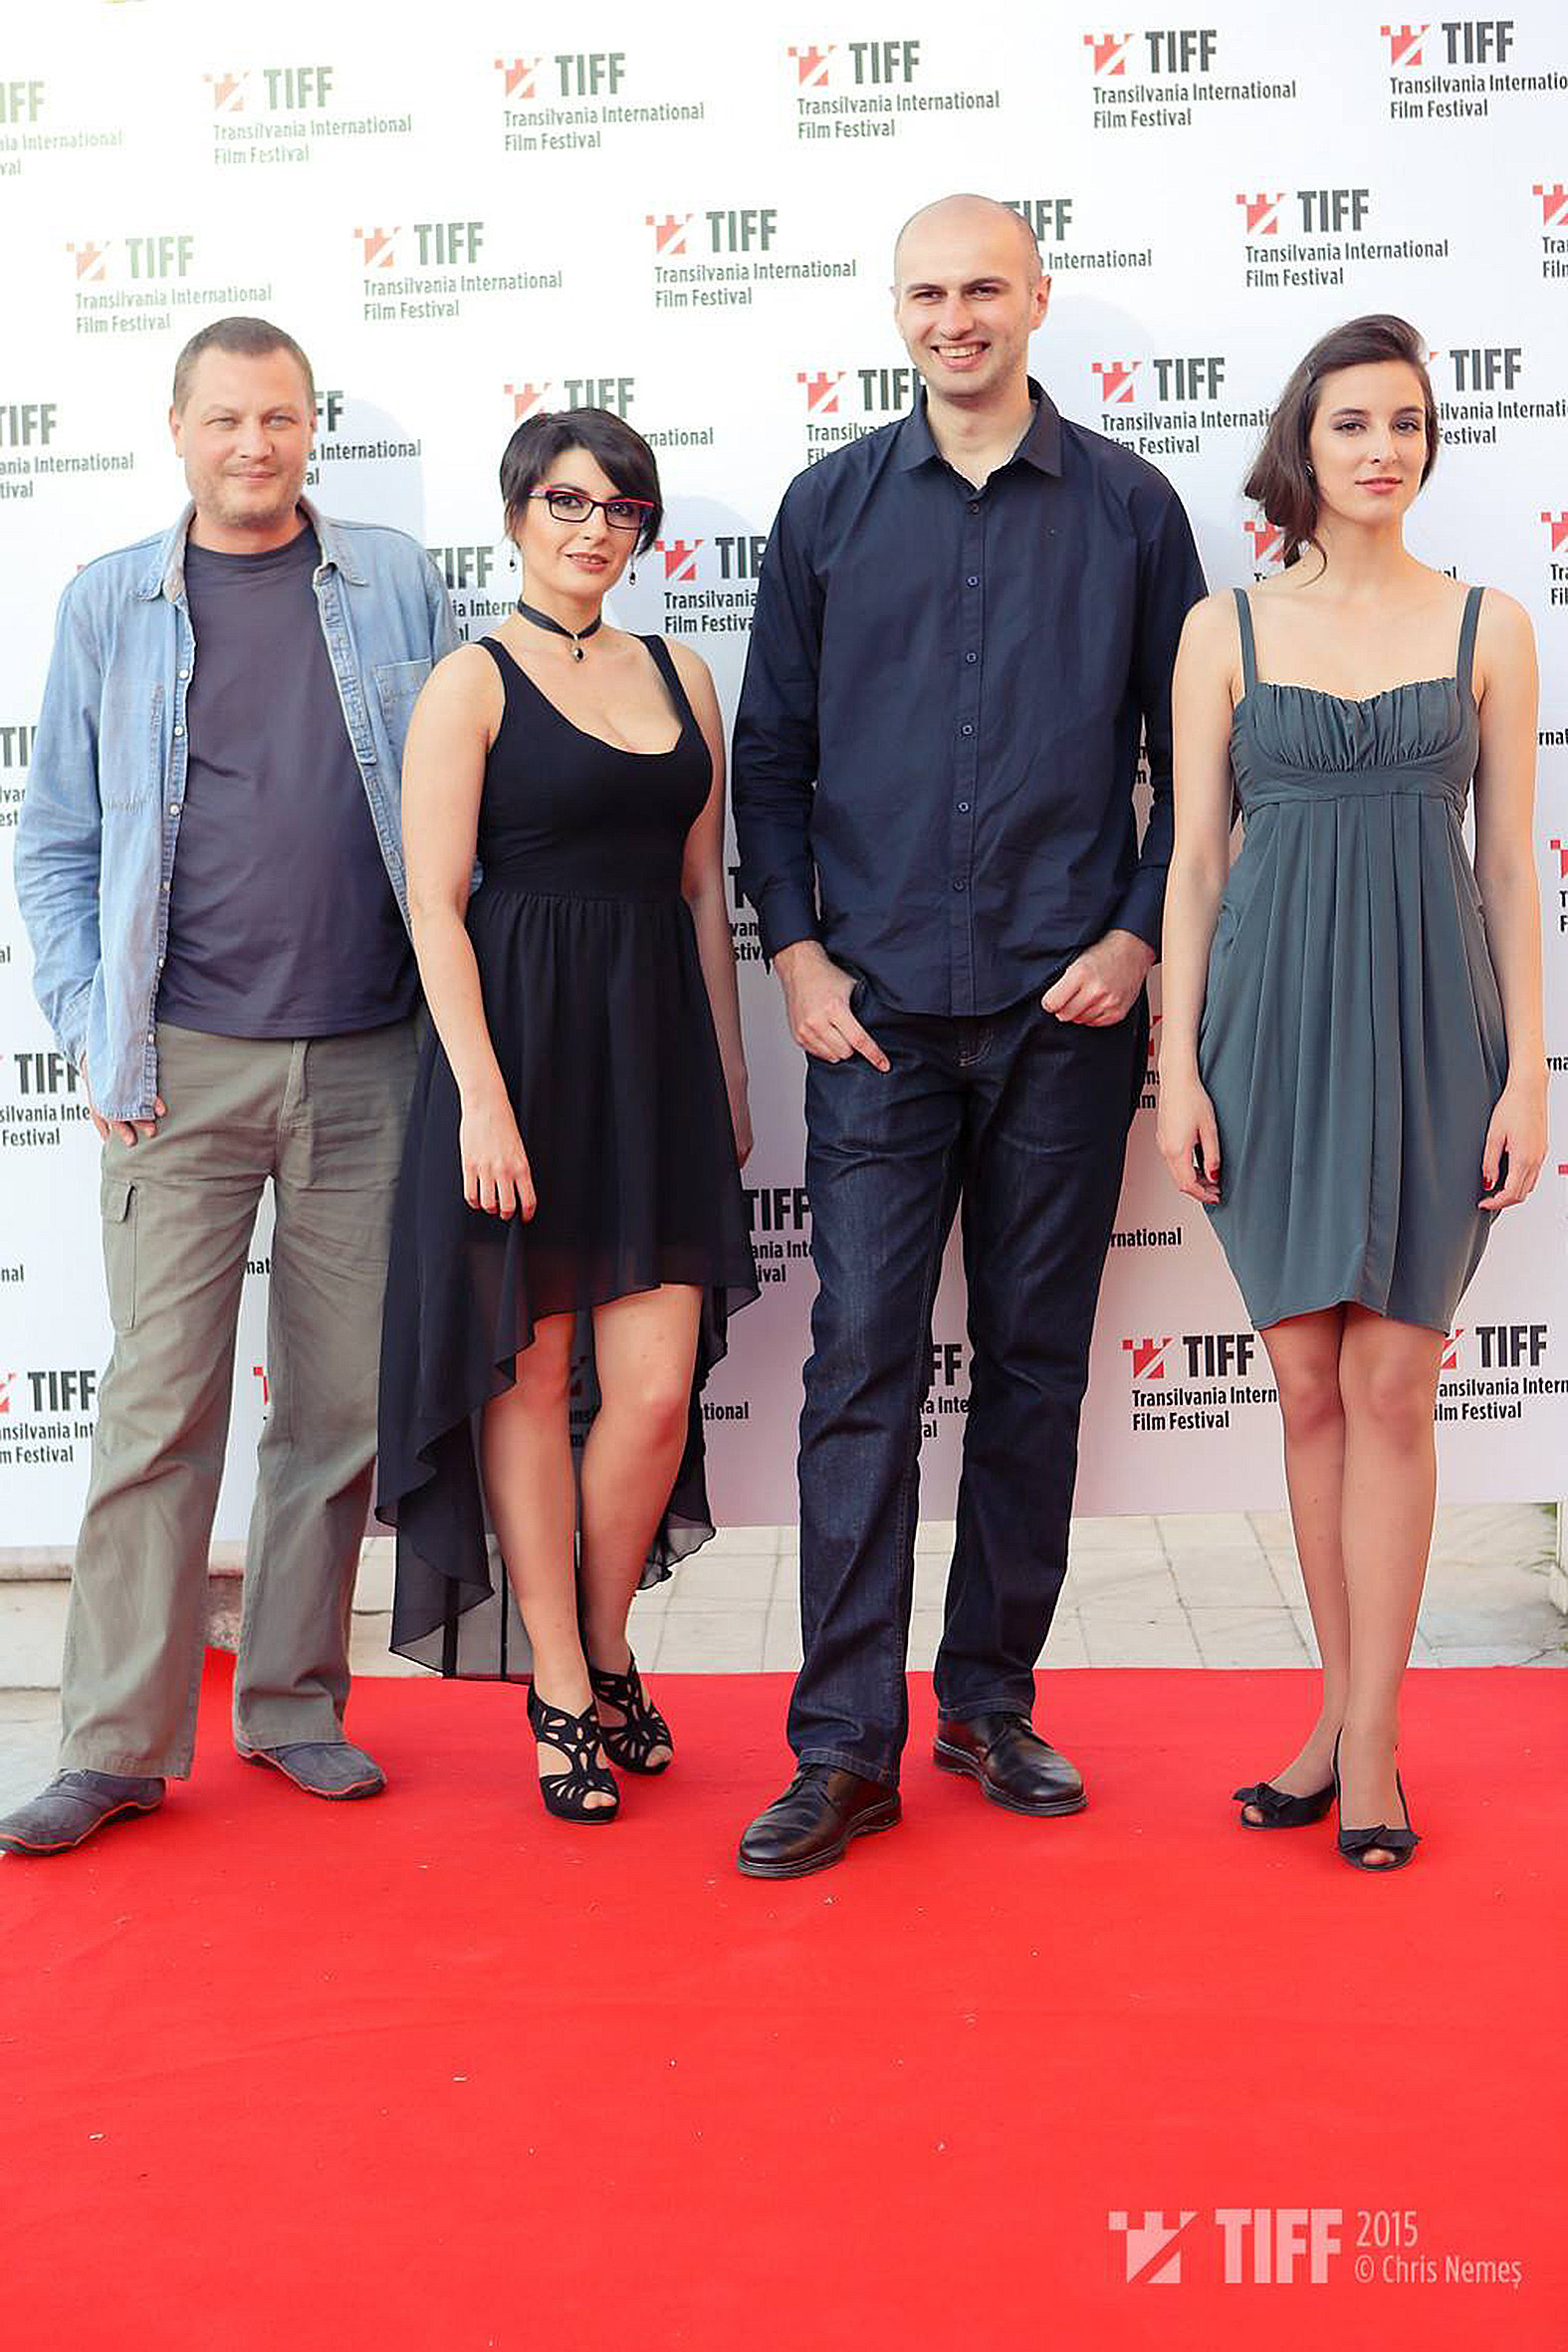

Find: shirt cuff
1109;876;1165;958
755;881;821;966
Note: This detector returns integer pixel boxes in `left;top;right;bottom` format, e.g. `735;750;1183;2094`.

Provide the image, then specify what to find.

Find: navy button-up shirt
733;381;1206;1017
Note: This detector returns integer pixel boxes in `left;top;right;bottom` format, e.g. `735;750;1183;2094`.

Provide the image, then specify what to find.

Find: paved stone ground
1;1504;1559;1812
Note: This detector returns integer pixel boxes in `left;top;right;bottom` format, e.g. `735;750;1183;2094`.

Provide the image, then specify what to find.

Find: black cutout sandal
527;1687;620;1822
1331;1731;1420;1873
1232;1776;1335;1828
587;1653;673;1776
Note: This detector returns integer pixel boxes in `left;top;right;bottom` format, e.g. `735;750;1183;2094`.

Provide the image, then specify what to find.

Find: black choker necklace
516;597;602;661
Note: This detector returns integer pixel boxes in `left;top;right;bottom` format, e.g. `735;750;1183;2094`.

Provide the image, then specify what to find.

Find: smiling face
170;346;315;550
892;197;1048;409
1305;358;1431;531
508;444;641;605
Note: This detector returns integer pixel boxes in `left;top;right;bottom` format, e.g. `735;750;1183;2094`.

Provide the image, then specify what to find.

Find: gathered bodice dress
1197;586;1507;1334
375;634;758;1675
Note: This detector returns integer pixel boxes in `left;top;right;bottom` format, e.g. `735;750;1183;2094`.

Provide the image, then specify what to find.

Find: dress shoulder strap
1456;586;1484;702
1232;587;1258;695
642;633;699;733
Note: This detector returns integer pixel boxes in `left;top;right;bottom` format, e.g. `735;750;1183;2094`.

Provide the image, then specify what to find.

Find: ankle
581;1622;632;1676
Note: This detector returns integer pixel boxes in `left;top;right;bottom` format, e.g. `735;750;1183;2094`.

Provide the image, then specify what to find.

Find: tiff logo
656;538;702;582
1236;188;1372;234
1535;183;1568;229
1541;510;1568;554
646;212;690;255
68;235;196;283
1108;2211;1198;2285
355;222;485;269
787;44;833;87
504;380;554;421
798;368;843;413
495;57;543;100
1083;31;1133;75
1123;1335;1173;1381
1245;518;1288;569
0;80;45;121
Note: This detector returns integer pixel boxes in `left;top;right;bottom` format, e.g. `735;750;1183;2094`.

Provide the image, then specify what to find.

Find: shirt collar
138;494;357;601
893;377;1063;478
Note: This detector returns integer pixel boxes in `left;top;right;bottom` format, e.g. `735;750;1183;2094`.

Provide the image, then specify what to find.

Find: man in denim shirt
2;316;459;1855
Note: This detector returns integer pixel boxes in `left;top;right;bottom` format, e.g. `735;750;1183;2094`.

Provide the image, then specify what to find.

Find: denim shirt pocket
102;682;162;810
373;657;432;742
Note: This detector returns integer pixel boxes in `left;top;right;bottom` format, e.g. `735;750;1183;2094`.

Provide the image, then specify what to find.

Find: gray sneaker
0;1769;165;1856
237;1740;385;1799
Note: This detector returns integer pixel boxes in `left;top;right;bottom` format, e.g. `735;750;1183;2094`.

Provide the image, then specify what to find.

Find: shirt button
173;723;185;738
952;877;967;891
968;501;981;514
177;669;189;682
957;801;971;813
965;651;978;664
961;723;974;737
966;575;979;587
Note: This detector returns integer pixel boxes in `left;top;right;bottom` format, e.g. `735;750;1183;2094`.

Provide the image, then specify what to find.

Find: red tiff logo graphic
494;56;541;100
253;1363;270;1408
787;44;833;87
67;239;110;282
1245;518;1288;568
1236;191;1284;235
1083;31;1132;75
797;369;843;414
1441;1327;1464;1373
1381;22;1429;67
645;213;690;256
1549;838;1568;879
0;1372;13;1414
1535;182;1568;229
355;225;397;270
656;538;702;582
1122;1336;1173;1382
203;69;250;112
504;381;553;421
1092;359;1140;404
1541;511;1568;554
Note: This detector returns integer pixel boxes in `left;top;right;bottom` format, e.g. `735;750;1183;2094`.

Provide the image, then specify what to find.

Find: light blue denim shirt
14;499;462;1119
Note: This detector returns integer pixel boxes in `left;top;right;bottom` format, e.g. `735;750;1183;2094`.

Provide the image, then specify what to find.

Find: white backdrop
1;0;1565;1546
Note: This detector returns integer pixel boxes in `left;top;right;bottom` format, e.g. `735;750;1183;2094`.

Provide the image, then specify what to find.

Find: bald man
732;194;1205;1875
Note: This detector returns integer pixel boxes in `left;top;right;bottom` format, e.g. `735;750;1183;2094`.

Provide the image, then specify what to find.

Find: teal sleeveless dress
1197;586;1507;1334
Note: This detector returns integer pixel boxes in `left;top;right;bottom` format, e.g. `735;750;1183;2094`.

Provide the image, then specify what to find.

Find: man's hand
1041;929;1156;1027
775;940;889;1069
82;1056;165;1146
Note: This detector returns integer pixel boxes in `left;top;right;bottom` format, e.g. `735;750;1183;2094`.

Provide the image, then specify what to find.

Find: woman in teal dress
1158;316;1547;1872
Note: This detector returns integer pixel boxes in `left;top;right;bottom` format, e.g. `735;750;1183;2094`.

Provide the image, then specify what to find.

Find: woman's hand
1157;1065;1223;1205
1478;1076;1547;1211
459;1088;537;1219
728;1072;754;1169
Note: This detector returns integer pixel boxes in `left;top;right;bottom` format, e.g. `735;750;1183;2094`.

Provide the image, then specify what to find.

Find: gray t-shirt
156;523;416;1039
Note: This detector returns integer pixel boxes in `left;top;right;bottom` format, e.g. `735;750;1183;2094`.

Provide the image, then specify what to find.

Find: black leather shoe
737;1764;901;1879
932;1712;1086;1816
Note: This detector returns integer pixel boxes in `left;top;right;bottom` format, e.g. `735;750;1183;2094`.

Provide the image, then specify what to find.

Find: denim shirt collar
894;376;1062;477
134;495;366;602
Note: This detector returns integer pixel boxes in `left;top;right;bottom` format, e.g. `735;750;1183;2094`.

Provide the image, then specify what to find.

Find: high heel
1232;1775;1335;1828
1331;1730;1420;1873
587;1651;673;1775
527;1686;620;1822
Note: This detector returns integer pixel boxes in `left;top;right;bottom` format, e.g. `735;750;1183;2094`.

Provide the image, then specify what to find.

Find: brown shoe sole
737;1793;902;1879
932;1738;1087;1817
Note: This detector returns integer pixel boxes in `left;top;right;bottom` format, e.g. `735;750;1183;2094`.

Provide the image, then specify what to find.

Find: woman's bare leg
1334;1305;1444;1862
480;1310;612;1806
1245;1306;1352;1816
577;1285;703;1763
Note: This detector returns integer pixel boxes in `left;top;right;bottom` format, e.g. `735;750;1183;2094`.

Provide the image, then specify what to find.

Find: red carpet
2;1658;1563;2351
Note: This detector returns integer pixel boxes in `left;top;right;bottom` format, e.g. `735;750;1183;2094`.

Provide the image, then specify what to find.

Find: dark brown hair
171;316;316;414
1244;314;1439;567
500;406;663;554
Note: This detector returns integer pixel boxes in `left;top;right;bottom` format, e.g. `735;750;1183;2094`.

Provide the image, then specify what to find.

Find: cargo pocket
102;1175;137;1333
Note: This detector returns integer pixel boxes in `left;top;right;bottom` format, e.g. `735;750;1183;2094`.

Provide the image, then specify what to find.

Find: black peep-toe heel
527;1687;620;1822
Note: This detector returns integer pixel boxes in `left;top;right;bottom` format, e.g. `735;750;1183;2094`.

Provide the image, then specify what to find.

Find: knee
510;1333;572;1411
1273;1361;1343;1440
610;1374;690;1455
1344;1361;1433;1447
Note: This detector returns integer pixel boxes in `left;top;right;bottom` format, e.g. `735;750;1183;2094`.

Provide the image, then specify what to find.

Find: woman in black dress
376;409;757;1820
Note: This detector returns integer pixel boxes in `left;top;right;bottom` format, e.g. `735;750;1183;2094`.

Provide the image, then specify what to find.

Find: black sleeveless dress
375;634;758;1675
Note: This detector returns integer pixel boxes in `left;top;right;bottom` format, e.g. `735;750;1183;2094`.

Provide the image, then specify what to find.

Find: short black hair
171;316;316;413
499;406;663;554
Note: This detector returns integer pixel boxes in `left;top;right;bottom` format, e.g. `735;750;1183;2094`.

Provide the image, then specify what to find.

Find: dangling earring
629;562;637;586
507;541;518;571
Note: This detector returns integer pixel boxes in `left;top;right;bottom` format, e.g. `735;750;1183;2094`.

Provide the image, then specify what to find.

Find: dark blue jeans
788;974;1148;1786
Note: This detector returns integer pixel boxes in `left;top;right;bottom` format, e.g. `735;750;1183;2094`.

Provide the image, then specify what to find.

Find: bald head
893;193;1042;292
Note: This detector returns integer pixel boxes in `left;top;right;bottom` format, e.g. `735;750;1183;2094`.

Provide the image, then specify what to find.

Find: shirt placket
948;488;986;1016
148;594;194;1086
